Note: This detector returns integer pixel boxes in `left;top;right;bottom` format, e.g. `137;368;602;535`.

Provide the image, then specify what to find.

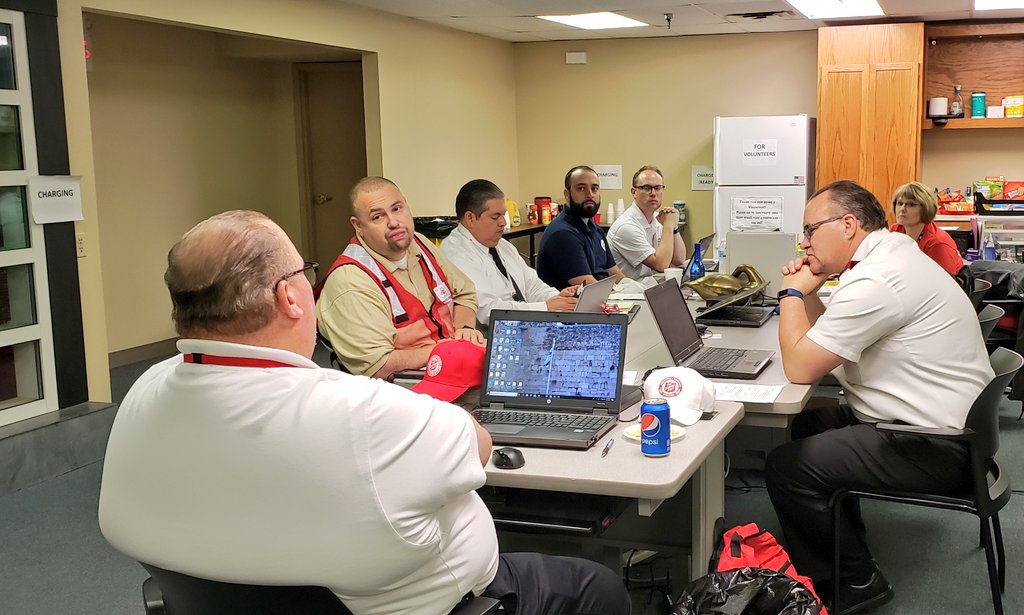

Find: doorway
297;62;367;277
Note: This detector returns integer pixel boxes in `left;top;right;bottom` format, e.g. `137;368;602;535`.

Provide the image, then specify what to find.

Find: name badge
434;283;452;304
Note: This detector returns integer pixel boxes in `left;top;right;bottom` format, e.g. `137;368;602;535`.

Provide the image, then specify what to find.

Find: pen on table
601;438;614;457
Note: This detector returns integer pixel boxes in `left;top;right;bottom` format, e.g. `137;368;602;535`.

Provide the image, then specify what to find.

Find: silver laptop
695;282;774;328
726;231;797;294
644;280;774;380
574;275;617;312
472;310;640;450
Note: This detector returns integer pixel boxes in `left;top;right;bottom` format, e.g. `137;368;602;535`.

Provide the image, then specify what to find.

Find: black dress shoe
832;568;894;615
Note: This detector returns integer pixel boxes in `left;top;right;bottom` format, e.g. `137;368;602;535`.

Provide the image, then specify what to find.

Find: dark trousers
764;400;969;582
482;552;631;615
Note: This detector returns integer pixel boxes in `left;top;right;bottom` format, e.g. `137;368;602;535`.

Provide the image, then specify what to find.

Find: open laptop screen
644;280;703;365
482;310;628;411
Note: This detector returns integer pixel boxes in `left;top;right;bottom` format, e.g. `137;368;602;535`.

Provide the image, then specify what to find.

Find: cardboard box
1004;181;1024;201
976;180;1004;200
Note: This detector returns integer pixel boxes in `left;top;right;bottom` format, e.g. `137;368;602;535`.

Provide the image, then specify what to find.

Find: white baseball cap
642;367;716;426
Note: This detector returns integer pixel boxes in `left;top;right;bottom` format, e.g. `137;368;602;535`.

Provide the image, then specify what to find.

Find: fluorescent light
538;12;647;30
785;0;884;19
976;0;1024;9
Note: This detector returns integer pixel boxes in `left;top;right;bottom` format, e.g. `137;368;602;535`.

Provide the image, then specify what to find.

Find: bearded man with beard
536;165;628;289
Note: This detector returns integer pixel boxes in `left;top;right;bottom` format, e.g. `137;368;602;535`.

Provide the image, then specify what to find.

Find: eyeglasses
894;200;921;209
802;215;845;241
633;184;666;193
276;261;318;288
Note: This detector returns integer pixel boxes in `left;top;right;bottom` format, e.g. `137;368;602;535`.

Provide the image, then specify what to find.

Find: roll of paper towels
928;97;948;117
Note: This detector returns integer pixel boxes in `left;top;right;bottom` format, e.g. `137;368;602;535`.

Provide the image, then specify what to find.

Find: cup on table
664;267;684;286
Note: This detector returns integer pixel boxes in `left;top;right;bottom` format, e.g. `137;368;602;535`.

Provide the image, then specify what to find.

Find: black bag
671;567;825;615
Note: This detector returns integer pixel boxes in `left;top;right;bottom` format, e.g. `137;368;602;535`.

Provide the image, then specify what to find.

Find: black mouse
492;447;526;470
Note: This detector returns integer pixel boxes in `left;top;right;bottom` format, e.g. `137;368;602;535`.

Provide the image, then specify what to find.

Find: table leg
690;441;726;581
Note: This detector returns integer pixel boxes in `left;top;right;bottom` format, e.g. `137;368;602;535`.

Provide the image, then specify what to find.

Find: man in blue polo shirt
536;165;627;289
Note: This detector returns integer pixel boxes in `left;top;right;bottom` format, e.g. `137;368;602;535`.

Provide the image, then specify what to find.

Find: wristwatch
777;288;805;301
672;226;680;235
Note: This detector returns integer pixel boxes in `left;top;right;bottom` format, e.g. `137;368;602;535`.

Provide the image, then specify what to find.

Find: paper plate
622;424;687;444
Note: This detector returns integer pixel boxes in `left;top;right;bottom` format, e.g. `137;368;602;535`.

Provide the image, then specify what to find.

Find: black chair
971;278;994;312
829;347;1023;615
141;562;501;615
979;304;1006;342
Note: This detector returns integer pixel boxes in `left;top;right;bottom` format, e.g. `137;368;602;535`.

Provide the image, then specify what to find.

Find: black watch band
672;226;680;235
777;288;805;301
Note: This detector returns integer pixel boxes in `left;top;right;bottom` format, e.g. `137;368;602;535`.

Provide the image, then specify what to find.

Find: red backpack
710;520;828;614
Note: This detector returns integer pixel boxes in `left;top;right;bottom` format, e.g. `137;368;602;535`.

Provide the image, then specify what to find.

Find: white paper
741;138;778;166
691;165;714;191
592;165;622;190
609;292;646;301
730;196;783;231
28;176;84;223
714;383;784;404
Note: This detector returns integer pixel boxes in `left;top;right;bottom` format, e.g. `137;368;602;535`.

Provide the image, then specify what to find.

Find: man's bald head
165;210;292;338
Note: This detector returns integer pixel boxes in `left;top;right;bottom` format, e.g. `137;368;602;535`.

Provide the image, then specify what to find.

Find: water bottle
950;85;964;117
984;236;997;261
689;240;706;279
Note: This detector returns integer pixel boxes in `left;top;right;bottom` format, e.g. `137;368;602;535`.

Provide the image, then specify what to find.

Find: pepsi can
640;398;671;457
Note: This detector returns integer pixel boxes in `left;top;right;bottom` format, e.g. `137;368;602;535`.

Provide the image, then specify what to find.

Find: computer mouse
492;447;526;470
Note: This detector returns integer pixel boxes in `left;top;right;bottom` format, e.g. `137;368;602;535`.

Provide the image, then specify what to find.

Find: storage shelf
923;117;1024;130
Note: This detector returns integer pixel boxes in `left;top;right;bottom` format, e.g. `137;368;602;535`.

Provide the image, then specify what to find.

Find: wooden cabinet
816;23;924;223
922;22;1024;131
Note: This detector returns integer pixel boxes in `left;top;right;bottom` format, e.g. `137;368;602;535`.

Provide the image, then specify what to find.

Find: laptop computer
695;282;774;328
726;231;797;294
575;275;617;312
644;280;774;379
682;232;717;283
472;309;640;450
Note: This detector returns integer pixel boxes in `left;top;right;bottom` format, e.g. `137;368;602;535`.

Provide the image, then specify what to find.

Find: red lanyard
182;353;302;369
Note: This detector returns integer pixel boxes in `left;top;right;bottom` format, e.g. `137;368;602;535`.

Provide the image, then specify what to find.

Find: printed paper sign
741;139;778;166
730;197;783;231
593;165;622;190
691;165;714;191
29;175;84;223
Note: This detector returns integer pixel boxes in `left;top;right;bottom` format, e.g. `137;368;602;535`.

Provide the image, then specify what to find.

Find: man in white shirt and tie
442;179;578;326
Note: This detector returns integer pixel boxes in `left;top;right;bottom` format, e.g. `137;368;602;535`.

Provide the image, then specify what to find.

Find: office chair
971;278;994;312
829;347;1023;615
955;264;975;296
141;562;501;615
979;304;1005;342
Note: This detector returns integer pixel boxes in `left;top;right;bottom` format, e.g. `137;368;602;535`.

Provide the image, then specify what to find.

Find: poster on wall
730;196;782;231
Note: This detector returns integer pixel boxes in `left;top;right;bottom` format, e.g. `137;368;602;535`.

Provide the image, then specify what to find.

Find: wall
513;31;819;242
87;15;300;352
57;0;519;400
921;130;1024;194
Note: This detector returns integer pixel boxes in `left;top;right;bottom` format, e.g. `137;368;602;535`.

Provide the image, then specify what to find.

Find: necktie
489;247;525;302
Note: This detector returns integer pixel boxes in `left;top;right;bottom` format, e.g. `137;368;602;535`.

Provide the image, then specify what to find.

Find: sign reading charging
28;175;84;224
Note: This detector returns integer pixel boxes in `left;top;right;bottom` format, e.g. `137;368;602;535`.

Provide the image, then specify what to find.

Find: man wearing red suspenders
316;177;484;378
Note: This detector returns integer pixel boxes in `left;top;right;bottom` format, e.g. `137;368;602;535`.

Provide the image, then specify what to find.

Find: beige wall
58;0;519;400
513;32;820;242
88;15;300;352
921;130;1024;197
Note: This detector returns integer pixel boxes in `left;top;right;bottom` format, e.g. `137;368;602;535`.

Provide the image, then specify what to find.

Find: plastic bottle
716;239;727;260
689;240;706;280
673;200;686;226
950;85;964;117
984;236;998;261
506;198;521;227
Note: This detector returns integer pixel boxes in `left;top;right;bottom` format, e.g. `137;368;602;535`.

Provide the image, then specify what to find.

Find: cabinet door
866;61;921;223
816;64;868;190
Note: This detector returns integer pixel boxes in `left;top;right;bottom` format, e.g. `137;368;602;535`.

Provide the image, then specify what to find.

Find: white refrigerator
713;114;816;242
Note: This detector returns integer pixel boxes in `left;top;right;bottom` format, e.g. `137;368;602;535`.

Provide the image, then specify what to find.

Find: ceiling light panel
538;12;649;30
785;0;885;18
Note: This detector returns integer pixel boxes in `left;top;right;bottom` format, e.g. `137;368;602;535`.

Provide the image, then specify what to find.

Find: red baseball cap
410;339;485;402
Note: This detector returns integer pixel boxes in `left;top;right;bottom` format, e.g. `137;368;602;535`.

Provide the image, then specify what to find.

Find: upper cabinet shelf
923;21;1024;132
923;117;1024;130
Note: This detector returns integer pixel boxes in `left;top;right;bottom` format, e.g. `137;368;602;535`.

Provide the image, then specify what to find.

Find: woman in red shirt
889;181;964;275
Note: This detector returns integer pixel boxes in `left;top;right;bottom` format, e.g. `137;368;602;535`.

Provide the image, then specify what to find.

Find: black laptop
644;280;774;380
694;283;774;328
472;310;641;450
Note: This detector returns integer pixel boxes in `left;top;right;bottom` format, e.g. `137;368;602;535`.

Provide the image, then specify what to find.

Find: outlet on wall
76;233;86;258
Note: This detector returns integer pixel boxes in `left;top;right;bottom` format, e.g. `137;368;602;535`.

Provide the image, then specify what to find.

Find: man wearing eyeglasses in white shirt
607;165;687;281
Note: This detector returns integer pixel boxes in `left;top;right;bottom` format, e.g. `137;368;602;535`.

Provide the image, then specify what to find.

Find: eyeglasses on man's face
802;214;845;241
633;184;666;193
276;261;318;288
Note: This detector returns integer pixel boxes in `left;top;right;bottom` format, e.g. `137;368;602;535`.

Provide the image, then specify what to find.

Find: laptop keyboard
473;409;610;431
688;347;745;370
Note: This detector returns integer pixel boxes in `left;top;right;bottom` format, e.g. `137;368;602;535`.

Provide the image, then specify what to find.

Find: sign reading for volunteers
741;139;778;166
29;175;84;224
